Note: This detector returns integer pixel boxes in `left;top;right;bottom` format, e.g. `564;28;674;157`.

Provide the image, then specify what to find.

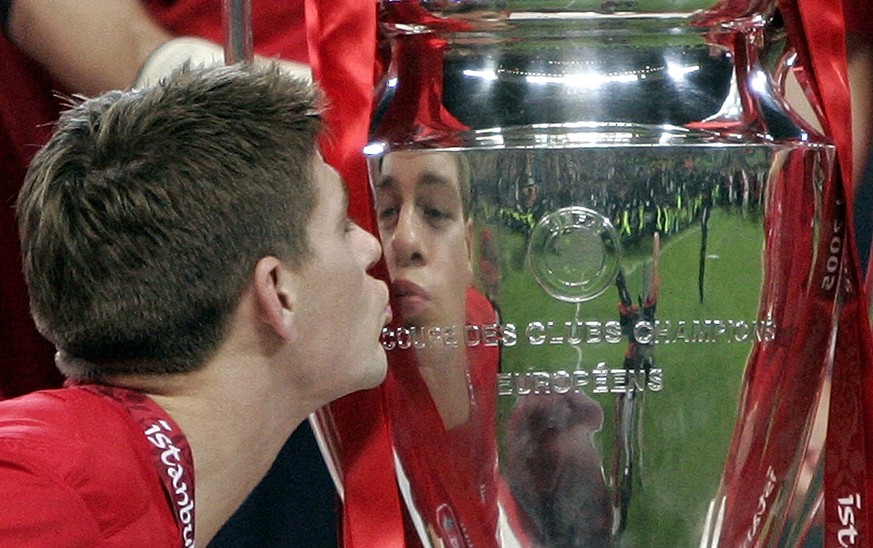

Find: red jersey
0;386;191;546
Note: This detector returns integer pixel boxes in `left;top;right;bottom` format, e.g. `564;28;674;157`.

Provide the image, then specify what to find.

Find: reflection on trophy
366;1;842;545
375;151;502;546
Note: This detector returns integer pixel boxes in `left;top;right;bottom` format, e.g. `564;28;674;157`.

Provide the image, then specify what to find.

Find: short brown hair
17;64;323;380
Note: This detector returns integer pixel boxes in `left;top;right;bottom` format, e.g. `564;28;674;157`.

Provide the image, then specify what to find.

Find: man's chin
359;351;389;391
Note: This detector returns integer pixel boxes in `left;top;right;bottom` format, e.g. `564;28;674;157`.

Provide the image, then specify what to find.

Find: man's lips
377;281;393;327
383;302;393;327
390;279;430;301
390;279;431;316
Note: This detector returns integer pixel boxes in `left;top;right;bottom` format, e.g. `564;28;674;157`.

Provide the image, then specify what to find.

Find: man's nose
362;227;383;271
390;207;424;266
352;223;383;271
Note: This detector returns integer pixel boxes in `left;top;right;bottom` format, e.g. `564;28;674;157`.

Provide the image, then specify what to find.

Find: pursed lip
390;279;430;301
390;279;431;318
382;295;393;327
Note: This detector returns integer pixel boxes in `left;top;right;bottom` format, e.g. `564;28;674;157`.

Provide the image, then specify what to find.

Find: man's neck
126;361;315;546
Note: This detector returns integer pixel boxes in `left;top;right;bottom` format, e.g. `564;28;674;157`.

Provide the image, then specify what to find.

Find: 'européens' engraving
498;366;664;396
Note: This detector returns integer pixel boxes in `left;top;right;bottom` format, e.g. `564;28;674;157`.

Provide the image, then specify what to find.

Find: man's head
17;65;333;381
374;151;473;328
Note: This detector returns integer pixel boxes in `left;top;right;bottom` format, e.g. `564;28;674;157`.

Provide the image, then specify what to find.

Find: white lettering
144;420;195;547
741;466;778;547
382;319;774;350
838;493;861;547
821;217;844;291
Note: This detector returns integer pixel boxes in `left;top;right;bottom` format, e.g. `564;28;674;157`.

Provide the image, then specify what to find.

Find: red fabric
781;1;873;545
0;34;65;400
144;0;308;63
0;388;180;546
76;383;196;546
303;1;406;546
385;288;501;546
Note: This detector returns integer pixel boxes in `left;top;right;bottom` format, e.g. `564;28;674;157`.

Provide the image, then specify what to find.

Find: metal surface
367;1;838;546
222;0;253;64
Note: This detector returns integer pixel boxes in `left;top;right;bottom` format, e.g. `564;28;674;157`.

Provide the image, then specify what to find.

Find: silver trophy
367;1;840;545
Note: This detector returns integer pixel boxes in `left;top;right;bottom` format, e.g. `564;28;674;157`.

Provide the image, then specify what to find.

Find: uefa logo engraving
527;206;622;303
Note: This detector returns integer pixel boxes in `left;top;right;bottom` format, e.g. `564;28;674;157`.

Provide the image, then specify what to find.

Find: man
1;64;391;546
0;1;311;401
0;2;382;545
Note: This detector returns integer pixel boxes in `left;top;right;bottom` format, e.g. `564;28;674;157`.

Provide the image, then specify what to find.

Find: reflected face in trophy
375;151;473;328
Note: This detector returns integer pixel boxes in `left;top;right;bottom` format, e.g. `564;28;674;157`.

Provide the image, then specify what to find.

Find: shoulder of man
0;388;178;545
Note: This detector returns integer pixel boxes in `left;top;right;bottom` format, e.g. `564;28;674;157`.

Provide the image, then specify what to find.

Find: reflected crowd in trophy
2;0;873;547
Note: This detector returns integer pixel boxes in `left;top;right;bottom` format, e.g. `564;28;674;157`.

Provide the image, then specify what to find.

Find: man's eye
424;207;450;220
378;207;397;220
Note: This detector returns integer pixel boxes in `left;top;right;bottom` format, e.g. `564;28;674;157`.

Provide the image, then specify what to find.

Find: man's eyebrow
375;175;394;191
418;172;455;188
375;171;455;190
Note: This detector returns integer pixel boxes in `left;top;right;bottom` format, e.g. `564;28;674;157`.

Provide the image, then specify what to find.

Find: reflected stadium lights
749;70;769;94
463;63;700;90
482;134;505;147
531;131;636;146
666;62;700;80
526;71;639;89
363;141;388;156
462;68;499;81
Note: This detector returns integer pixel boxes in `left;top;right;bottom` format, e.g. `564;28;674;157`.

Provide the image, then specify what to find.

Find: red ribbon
689;2;872;545
779;1;873;546
371;2;470;148
371;33;470;148
303;1;406;546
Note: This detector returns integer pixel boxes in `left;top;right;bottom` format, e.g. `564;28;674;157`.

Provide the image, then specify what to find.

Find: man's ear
253;256;297;341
